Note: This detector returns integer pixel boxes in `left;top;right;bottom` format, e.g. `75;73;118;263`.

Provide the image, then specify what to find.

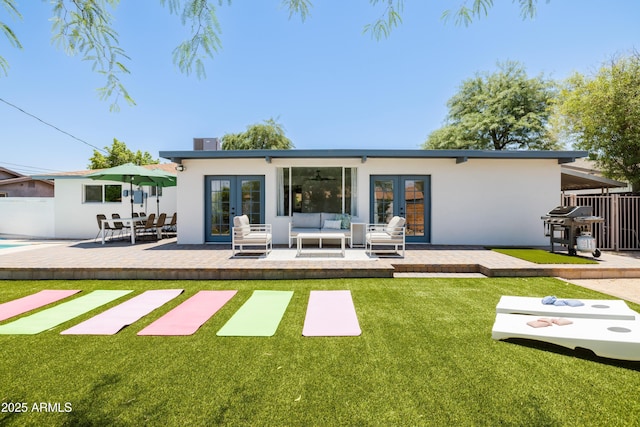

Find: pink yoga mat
138;290;237;336
302;290;361;337
61;289;183;335
0;290;81;322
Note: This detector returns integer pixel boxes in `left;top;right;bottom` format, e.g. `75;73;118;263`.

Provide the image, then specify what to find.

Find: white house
20;165;178;239
159;149;587;246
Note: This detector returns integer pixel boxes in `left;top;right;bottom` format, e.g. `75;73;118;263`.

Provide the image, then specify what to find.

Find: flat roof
159;149;588;164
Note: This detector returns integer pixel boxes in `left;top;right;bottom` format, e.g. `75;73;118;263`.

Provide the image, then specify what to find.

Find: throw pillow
323;220;342;230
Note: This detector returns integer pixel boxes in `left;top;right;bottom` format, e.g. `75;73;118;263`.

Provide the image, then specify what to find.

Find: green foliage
442;0;544;26
89;138;159;169
0;1;545;110
222;118;294;150
0;0;22;76
424;61;560;150
557;52;640;190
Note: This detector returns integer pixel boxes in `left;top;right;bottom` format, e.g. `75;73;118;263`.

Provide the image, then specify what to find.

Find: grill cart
541;206;604;258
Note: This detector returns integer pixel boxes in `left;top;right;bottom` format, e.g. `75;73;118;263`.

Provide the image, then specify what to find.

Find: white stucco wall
52;179;177;239
176;156;559;246
0;198;55;238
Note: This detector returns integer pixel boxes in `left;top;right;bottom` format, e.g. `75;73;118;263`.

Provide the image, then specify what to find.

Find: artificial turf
492;248;599;264
0;278;638;426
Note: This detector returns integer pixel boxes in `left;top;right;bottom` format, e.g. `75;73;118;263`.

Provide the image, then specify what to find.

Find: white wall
52;179;177;239
176;156;559;246
0;198;55;238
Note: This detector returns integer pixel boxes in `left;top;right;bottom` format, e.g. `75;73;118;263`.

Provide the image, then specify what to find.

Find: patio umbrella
135;174;177;216
87;163;177;218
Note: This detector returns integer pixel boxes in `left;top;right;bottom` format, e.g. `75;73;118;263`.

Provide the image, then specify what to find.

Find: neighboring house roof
560;158;628;191
159;149;588;165
0;167;54;188
32;163;178;180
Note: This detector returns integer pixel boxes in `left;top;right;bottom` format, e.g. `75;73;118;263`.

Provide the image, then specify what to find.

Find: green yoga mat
0;290;132;335
217;290;293;337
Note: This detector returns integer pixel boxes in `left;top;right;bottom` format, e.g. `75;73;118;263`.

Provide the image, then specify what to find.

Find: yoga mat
217;290;293;337
138;290;237;336
0;290;81;322
61;289;183;335
0;290;132;335
302;290;362;336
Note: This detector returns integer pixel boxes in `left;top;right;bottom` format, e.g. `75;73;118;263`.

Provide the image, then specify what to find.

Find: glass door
205;176;264;242
370;175;430;243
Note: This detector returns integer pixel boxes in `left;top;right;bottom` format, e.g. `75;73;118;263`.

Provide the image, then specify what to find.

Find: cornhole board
138;290;237;336
61;289;183;335
492;313;640;361
302;290;361;336
496;296;637;320
0;290;81;322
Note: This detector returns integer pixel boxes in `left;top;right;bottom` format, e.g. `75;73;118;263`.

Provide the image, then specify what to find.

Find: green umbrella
87;163;177;218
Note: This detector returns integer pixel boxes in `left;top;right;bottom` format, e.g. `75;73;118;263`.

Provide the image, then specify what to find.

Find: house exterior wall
52;179;177;239
0;198;55;238
176;156;559;246
0;181;54;197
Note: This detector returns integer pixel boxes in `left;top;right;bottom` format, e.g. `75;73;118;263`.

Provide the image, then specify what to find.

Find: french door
205;175;265;242
370;175;430;243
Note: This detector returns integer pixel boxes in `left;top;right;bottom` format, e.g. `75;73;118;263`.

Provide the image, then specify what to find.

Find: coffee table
296;232;346;257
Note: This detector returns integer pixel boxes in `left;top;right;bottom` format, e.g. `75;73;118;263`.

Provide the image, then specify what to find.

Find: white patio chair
365;216;406;257
232;215;272;256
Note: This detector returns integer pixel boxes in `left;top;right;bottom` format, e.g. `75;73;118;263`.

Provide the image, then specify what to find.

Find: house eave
159;149;588;164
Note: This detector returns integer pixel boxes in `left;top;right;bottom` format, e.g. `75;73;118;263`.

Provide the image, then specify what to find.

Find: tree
423;61;560;150
557;52;640;190
89;138;159;169
221;118;294;150
0;1;543;110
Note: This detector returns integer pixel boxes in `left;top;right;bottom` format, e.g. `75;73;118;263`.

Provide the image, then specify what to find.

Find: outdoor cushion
323;220;342;230
385;216;405;236
233;215;251;236
292;213;321;229
320;212;338;225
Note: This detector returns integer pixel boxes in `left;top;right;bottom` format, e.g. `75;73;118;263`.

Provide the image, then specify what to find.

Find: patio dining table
101;216;146;245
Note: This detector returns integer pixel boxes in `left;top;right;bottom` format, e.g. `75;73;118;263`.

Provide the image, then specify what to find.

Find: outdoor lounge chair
365;216;406;257
232;215;272;256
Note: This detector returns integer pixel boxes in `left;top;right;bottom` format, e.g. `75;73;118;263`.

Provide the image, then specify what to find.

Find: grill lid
546;206;593;217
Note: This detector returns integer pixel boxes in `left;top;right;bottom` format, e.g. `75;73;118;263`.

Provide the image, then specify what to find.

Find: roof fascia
159;149;588;164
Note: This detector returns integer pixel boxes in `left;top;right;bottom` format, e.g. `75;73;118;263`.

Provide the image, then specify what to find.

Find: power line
0;97;108;154
0;161;66;175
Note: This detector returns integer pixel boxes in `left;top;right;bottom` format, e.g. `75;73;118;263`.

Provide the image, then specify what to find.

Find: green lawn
0;278;638;426
492;248;599;264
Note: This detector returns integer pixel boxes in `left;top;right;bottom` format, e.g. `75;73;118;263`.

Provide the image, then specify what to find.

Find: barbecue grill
541;206;604;257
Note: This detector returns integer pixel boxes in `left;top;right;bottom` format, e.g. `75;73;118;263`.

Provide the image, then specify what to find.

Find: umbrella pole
130;178;134;219
156;185;160;217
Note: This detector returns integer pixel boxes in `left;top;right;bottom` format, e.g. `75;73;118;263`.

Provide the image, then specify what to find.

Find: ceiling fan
309;169;336;181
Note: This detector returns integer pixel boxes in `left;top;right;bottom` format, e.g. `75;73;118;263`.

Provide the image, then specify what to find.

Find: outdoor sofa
232;215;272;256
288;212;352;248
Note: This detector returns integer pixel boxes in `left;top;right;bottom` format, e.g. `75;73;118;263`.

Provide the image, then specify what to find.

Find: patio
2;238;640;289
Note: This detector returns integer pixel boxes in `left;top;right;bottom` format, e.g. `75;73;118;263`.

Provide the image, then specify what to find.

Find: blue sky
1;1;639;174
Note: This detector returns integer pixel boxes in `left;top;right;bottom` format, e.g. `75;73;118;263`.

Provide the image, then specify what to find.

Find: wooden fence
562;194;640;250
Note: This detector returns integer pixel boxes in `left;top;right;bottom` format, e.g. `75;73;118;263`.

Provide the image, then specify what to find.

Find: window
84;184;122;203
277;167;357;216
